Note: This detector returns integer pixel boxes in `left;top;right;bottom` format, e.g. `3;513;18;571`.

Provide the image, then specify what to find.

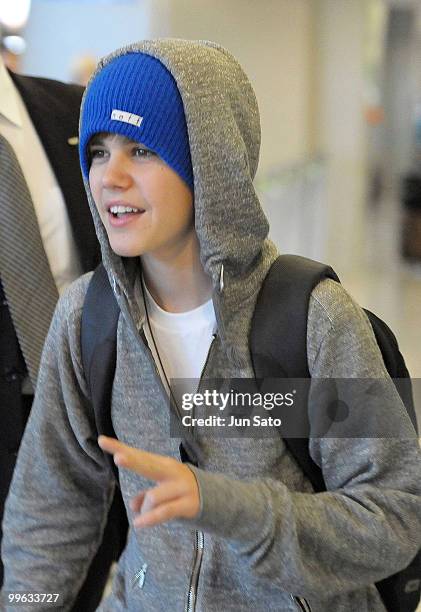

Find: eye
89;146;108;163
133;146;156;159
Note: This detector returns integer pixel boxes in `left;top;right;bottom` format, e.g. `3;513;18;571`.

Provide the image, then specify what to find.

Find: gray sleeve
1;277;115;611
188;279;421;600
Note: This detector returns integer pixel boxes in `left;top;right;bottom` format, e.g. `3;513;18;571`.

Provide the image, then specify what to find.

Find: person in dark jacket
0;58;118;610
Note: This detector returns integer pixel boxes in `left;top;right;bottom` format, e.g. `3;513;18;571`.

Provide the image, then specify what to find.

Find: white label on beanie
111;109;143;127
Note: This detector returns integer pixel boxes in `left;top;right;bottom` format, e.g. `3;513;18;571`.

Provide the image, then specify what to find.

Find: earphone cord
140;277;181;415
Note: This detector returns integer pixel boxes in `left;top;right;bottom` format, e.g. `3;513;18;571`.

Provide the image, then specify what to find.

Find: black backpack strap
80;263;128;566
250;254;339;493
81;263;120;445
251;255;339;378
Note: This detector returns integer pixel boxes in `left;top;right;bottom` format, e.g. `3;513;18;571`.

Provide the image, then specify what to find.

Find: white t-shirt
142;282;216;408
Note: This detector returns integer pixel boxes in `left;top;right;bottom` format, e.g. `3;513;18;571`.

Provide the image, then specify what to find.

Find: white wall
22;0;152;82
313;0;369;272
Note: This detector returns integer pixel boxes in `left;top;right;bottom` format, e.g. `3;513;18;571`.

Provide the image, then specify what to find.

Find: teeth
109;205;139;214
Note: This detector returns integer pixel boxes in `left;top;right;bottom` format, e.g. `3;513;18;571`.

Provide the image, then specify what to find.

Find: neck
141;236;213;313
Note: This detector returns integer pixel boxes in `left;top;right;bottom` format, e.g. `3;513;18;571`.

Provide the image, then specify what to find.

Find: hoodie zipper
137;324;214;612
198;334;216;382
186;334;216;434
211;294;229;357
185;530;204;612
139;328;184;420
291;595;312;611
132;289;219;612
182;335;216;612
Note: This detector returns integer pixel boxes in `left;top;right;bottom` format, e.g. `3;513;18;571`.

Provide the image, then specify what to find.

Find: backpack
81;255;420;612
250;255;420;612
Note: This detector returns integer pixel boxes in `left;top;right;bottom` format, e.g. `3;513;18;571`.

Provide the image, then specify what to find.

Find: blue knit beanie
79;52;193;190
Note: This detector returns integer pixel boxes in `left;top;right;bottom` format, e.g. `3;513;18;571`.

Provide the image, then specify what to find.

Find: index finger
98;435;174;481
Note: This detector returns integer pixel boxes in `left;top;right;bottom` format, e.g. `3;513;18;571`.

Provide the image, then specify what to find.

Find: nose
101;151;132;190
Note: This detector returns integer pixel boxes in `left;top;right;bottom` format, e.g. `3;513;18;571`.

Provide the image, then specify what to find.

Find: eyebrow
88;133;150;149
88;133;108;147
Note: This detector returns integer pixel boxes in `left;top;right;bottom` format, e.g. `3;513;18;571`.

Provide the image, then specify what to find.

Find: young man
2;40;421;611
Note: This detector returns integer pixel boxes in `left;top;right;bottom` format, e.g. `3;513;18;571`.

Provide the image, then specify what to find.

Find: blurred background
1;0;421;379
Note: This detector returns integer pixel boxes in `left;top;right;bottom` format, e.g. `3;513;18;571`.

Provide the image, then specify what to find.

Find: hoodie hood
79;39;278;360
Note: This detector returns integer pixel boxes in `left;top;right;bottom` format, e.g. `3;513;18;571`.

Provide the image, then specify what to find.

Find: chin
109;241;144;258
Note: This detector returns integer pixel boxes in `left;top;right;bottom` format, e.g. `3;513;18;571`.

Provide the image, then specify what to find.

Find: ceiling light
3;35;27;55
0;0;31;31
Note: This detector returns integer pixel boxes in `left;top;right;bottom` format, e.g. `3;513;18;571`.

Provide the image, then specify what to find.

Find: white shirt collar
0;60;23;128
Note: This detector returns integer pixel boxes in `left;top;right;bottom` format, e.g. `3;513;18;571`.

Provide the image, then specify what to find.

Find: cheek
158;174;193;220
178;192;194;227
88;171;102;211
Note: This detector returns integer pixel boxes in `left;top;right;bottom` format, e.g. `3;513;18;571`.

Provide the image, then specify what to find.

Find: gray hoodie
2;40;421;612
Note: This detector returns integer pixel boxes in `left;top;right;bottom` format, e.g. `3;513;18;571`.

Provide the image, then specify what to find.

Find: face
88;133;194;260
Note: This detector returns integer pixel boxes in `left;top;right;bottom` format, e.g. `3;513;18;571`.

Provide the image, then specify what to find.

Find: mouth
107;204;145;219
